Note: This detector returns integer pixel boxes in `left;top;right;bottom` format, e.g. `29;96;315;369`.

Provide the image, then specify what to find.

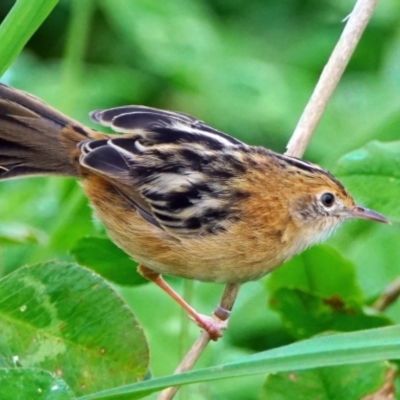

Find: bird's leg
213;283;241;321
138;264;228;340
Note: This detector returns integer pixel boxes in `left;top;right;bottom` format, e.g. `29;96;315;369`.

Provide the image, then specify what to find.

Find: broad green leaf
0;0;58;77
77;325;400;400
266;246;363;302
0;368;74;400
71;236;147;286
261;361;394;400
335;141;400;221
0;262;148;396
269;288;391;340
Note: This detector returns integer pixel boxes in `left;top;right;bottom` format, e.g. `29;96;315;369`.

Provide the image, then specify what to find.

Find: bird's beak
350;205;390;224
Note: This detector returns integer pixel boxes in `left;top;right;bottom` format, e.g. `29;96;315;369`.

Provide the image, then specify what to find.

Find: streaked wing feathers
90;105;244;147
81;106;250;237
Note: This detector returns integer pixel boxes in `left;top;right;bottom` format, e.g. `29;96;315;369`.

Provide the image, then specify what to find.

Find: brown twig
286;0;379;158
373;277;400;312
157;332;211;400
158;1;379;398
158;284;240;400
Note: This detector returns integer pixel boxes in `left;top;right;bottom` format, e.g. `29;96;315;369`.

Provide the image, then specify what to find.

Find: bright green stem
0;0;58;77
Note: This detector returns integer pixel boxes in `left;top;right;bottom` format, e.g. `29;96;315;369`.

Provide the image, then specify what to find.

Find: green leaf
266;246;391;341
269;288;391;339
0;0;59;77
77;326;400;400
0;368;74;400
261;361;394;400
335;140;400;221
71;237;147;286
0;262;149;396
266;246;363;302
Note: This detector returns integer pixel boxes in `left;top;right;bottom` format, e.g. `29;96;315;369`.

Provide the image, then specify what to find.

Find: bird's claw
190;314;228;340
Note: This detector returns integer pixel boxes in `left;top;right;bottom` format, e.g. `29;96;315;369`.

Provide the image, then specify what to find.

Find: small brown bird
0;84;388;340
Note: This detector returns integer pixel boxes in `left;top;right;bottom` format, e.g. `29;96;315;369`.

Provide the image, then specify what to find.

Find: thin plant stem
286;0;379;158
373;277;400;312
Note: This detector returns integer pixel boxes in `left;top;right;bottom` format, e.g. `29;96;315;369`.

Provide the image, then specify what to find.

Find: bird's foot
190;314;228;341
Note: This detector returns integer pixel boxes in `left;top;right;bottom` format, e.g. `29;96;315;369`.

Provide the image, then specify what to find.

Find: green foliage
0;368;74;400
335;140;400;221
71;236;146;286
0;223;46;245
77;326;400;399
0;0;57;76
267;247;391;339
0;0;400;399
267;246;363;301
261;362;394;400
0;262;148;396
270;288;390;339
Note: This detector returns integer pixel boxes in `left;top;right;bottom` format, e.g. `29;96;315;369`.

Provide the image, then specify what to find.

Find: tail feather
0;83;95;180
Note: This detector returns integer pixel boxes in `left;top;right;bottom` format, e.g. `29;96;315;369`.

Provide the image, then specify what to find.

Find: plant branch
373;277;400;312
286;0;379;158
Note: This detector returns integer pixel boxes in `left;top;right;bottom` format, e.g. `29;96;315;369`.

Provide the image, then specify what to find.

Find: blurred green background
0;0;399;398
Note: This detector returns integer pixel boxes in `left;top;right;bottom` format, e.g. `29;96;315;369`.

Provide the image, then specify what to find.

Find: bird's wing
89;105;244;146
81;106;249;238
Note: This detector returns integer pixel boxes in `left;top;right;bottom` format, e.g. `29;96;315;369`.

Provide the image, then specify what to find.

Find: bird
0;83;389;340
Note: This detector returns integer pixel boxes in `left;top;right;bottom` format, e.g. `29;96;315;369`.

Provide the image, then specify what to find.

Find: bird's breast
83;173;308;284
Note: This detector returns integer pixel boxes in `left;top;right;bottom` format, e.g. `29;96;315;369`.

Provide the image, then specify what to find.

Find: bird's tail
0;83;99;180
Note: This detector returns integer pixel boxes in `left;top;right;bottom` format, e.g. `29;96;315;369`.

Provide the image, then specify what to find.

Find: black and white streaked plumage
80;106;252;238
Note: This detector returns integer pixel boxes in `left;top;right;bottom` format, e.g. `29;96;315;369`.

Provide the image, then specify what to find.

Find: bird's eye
321;192;335;207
